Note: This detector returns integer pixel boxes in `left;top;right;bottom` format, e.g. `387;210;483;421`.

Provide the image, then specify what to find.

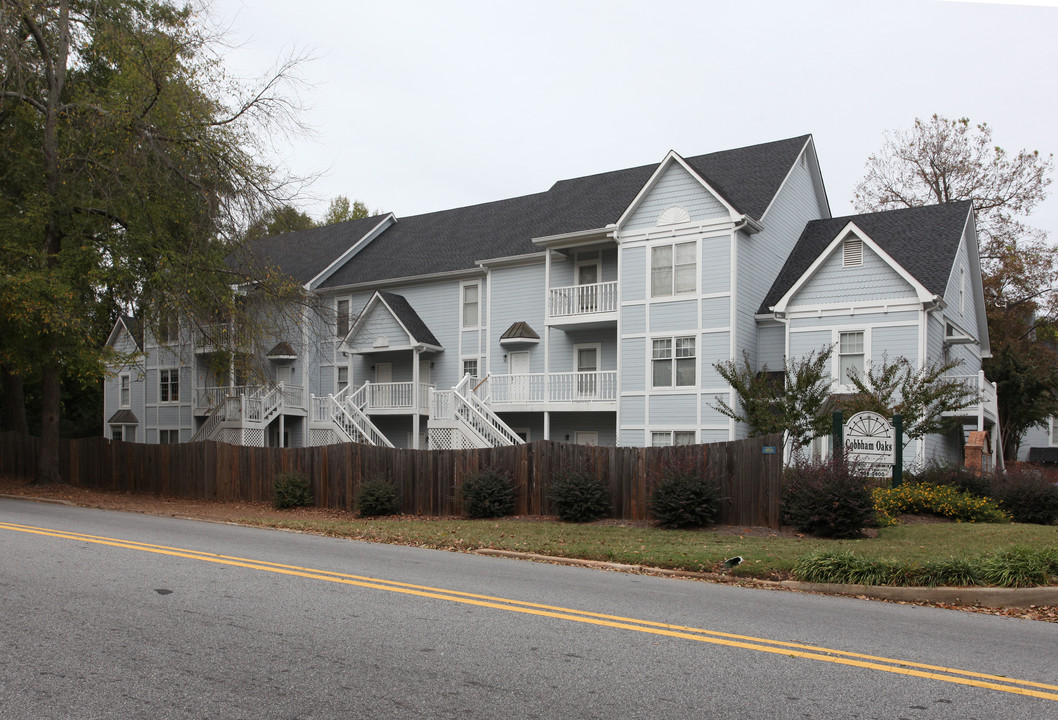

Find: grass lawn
234;513;1058;582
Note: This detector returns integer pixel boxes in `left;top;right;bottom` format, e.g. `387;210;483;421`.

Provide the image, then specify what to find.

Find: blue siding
489;262;546;374
621;246;646;302
871;326;918;365
649;299;697;333
624;162;730;231
648;394;697;425
700;296;729;328
620;396;645;425
794;243;916;305
622;304;646;334
758;325;784;370
701;236;730;294
621;337;646;392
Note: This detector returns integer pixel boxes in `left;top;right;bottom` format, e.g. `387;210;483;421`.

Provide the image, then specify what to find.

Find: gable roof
230;214;389;287
341;291;442;352
296;135;812;289
758;201;974;314
105;315;143;352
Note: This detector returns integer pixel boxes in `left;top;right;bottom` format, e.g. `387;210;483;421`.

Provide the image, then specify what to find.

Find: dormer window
842;237;863;267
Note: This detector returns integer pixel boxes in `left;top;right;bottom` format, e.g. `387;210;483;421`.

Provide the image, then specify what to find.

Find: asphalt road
2;498;1056;719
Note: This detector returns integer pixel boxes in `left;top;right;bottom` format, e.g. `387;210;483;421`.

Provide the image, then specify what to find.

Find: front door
375;362;392;384
575;431;598;446
576;262;599;312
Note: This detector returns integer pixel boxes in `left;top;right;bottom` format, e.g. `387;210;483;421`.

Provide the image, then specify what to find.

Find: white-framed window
159;369;180;403
336;366;349;393
462;358;479;378
159;429;179;444
119;374;131;408
838;331;865;384
651;241;696;297
652;336;696;388
157;312;178;344
336;298;350;337
651;431;696;447
461;282;480;328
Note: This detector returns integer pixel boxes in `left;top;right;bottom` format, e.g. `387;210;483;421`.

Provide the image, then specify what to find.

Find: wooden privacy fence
0;432;782;527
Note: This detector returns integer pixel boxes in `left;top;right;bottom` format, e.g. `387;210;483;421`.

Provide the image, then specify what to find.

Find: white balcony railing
489;371;617;405
948;370;999;429
359;381;433;414
548;281;618;318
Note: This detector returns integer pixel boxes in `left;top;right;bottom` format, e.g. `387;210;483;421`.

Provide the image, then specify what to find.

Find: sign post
892;414;903;486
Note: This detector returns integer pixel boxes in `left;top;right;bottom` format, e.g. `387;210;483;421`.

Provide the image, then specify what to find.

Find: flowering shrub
873;483;1010;525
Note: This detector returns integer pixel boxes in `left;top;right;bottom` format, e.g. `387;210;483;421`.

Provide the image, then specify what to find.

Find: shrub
355;478;402;517
781;455;876;538
978;547;1051;588
906;460;993;498
792;551;907;586
272;471;313;510
458;470;516;519
916;557;982;588
873;483;1011;524
988;466;1058;525
647;458;723;529
549;471;611;523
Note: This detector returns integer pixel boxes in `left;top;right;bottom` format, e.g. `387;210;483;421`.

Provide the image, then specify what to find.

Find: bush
355;478;402;517
781;455;876;538
648;458;723;529
793;548;1056;588
272;471;313;509
549;471;611;523
978;547;1051;588
906;460;993;498
873;483;1011;524
458;470;516;519
988;466;1058;525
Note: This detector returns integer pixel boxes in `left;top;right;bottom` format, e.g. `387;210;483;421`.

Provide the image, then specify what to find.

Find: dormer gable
618;152;742;232
339;291;443;355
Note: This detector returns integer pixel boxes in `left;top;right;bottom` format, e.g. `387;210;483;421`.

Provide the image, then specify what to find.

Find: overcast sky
207;0;1058;239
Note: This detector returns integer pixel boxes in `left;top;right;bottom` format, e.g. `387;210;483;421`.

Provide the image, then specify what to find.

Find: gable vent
843;238;863;267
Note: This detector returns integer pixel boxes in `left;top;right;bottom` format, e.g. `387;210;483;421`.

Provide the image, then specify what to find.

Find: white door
575;431;598;446
576;263;599;312
419;357;431;384
576;346;598;399
375;362;392;383
509;352;530;402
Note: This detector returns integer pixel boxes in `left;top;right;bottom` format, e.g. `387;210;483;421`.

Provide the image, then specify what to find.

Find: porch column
279;414;285;448
543;411;550;441
412;347;421;449
977;370;986;431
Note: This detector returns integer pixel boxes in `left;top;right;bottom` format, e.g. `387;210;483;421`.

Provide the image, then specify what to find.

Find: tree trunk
2;365;28;434
35;361;62;485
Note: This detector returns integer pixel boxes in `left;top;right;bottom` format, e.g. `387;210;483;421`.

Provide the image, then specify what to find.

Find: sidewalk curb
0;493;75;506
473;549;1058;608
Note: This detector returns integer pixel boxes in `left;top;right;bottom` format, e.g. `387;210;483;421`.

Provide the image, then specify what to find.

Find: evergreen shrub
648;457;723;529
273;470;313;509
458;470;516;519
355;478;402;517
781;454;876;538
549;471;611;523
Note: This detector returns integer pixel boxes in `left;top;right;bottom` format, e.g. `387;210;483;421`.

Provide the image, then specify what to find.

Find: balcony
194;384;305;416
357;381;433;415
943;371;999;428
548;281;618;329
487;371;617;410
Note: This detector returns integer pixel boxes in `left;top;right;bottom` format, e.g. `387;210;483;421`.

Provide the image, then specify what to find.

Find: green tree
0;0;304;482
855;115;1057;459
712;347;835;451
840;356;977;445
244;204;316;241
321;195;374;225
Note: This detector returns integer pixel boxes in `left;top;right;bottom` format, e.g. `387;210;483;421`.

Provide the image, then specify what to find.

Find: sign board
844;411;895;477
762;446;777;455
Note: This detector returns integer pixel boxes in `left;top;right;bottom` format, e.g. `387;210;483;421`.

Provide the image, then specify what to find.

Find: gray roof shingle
758;201;974;314
301;135;811;289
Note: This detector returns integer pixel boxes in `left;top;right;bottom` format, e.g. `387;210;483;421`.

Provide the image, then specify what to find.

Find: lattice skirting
308;428;340;447
428;427;483;450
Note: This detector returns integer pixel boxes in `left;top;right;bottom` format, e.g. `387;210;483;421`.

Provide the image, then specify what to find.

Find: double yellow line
3;520;1056;702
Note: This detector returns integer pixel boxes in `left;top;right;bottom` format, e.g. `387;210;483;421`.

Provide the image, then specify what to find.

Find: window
337;366;349;393
842;238;863;267
462;358;479;378
651;242;696;297
158;312;178;344
112;425;135;442
838;331;864;383
120;374;130;408
652;336;696;388
336;299;350;337
462;283;480;327
159;369;180;403
651;431;696;447
159;429;179;444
